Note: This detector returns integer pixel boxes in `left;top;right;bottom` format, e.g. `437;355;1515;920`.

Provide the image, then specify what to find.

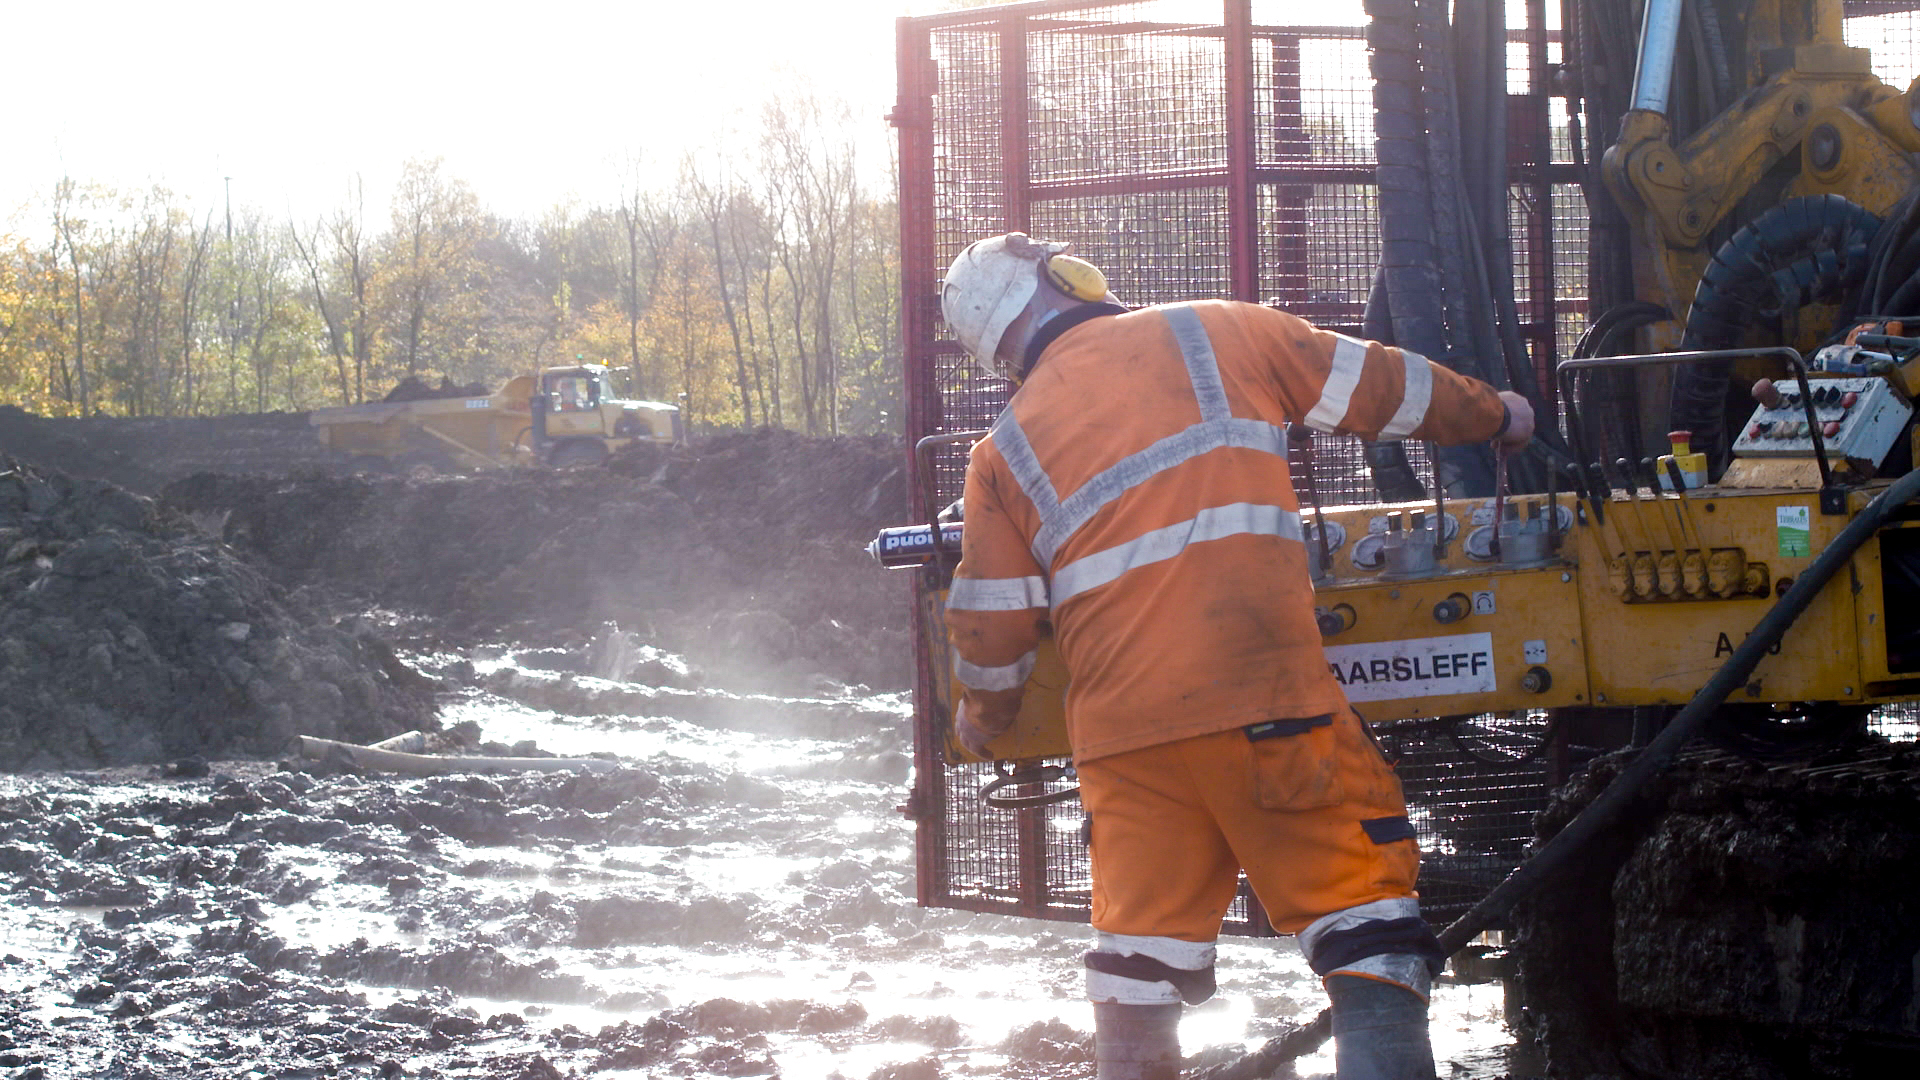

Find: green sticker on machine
1777;505;1811;557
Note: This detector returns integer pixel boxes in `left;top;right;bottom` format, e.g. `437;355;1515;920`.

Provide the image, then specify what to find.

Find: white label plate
1324;631;1498;702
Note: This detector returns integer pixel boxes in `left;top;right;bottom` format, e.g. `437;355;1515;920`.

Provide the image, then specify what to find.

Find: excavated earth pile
1512;738;1920;1078
158;428;911;691
0;457;435;769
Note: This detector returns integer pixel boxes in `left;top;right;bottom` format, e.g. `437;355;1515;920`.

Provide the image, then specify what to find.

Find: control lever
1618;457;1678;596
1645;457;1704;595
1490;446;1509;560
1586;462;1637;598
1289;424;1333;580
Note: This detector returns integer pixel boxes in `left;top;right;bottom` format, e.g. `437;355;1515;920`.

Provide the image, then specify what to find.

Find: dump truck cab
529;363;683;468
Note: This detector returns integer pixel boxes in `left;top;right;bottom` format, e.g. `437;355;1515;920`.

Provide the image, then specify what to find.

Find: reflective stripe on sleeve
947;575;1050;611
1303;334;1368;433
1051;502;1303;605
953;649;1037;692
1376;348;1435;440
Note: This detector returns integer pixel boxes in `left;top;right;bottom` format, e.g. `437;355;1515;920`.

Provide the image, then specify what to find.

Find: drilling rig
885;0;1920;1070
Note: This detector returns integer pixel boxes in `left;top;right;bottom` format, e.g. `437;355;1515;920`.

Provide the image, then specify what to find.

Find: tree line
0;98;901;436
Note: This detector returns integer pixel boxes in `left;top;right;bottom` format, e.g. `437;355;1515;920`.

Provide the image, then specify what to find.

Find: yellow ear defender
1044;254;1109;302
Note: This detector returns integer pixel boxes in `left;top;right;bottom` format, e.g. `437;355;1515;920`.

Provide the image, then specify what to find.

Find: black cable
1361;264;1431;503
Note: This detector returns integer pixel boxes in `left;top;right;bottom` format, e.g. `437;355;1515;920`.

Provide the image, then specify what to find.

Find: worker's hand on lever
1495;390;1535;450
954;700;997;759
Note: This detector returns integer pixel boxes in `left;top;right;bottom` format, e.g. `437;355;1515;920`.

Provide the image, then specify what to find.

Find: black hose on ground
1197;467;1920;1080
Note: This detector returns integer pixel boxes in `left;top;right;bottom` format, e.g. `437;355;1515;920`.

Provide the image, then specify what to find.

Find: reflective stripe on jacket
945;300;1508;763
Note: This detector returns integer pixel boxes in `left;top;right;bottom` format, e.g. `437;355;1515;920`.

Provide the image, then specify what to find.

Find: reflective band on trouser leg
952;649;1036;692
1085;932;1217;1006
1297;898;1444;1000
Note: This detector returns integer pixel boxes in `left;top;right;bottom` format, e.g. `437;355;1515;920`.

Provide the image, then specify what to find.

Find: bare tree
50;178;91;414
685;158;755;427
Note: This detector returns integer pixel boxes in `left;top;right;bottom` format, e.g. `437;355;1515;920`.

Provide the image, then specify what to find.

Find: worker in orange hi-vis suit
939;233;1536;1080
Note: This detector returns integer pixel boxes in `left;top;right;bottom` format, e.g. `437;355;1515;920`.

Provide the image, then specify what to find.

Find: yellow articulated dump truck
309;363;683;474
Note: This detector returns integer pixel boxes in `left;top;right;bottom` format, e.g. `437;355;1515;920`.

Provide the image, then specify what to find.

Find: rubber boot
1092;1001;1182;1080
1326;974;1437;1080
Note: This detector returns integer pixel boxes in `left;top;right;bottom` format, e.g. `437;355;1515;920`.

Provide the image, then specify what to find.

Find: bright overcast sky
6;0;949;229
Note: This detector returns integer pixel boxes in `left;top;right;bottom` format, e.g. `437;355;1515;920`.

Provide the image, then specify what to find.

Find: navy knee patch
1305;918;1445;978
1085;950;1217;1005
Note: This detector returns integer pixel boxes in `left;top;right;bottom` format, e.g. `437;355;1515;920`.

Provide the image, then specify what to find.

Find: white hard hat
941;233;1070;381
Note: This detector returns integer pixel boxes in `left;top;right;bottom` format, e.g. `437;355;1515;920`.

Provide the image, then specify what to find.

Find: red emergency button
1823;420;1841;438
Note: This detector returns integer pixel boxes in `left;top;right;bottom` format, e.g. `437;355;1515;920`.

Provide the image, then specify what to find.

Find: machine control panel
1731;376;1912;468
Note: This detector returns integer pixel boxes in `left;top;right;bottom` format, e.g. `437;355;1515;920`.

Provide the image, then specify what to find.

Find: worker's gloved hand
1495;391;1535;450
954;701;997;759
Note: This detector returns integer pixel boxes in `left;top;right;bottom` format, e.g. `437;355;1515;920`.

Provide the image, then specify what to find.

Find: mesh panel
1849;4;1920;86
1029;5;1230;181
1030;189;1235;304
1870;700;1920;742
1552;184;1591;365
1384;715;1553;925
900;0;1920;937
905;0;1566;936
1252;29;1373;165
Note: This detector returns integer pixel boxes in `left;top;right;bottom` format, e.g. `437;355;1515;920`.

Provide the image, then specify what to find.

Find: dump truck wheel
549;441;608;469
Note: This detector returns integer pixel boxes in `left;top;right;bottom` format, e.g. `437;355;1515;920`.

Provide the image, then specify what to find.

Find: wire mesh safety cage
894;0;1920;932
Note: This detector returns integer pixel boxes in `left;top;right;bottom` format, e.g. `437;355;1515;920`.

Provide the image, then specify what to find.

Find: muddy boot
1093;1001;1182;1080
1326;974;1436;1080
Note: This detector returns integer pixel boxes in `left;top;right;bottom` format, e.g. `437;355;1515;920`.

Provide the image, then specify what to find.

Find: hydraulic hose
1366;0;1495;496
1199;467;1920;1080
1670;194;1881;473
1360;265;1431;503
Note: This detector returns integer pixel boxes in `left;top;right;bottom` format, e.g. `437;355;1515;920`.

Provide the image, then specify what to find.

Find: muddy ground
0;408;1009;1078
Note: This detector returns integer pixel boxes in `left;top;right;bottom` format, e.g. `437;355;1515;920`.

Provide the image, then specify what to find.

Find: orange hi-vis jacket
947;300;1510;764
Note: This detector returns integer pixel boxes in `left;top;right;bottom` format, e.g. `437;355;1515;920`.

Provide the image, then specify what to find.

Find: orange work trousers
1078;708;1420;940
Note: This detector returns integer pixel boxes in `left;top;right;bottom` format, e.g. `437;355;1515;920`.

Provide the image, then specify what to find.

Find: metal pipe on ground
298;735;618;775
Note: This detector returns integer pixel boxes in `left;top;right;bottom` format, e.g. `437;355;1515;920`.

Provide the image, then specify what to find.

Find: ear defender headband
1044;254;1109;302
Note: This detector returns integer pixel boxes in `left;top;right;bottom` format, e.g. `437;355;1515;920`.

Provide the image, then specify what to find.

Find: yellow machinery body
937;478;1916;764
310;364;680;470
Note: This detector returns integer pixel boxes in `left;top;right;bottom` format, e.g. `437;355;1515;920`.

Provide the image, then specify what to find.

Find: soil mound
0;457;435;770
162;428;912;690
0;404;331;494
383;375;490;403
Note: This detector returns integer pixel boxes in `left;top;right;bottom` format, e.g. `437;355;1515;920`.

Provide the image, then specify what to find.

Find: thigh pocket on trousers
1247;716;1343;811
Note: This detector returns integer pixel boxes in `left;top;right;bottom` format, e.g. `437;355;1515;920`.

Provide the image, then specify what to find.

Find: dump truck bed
310;394;531;466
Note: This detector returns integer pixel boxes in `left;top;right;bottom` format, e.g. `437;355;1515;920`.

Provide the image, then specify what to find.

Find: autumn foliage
0;103;900;436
